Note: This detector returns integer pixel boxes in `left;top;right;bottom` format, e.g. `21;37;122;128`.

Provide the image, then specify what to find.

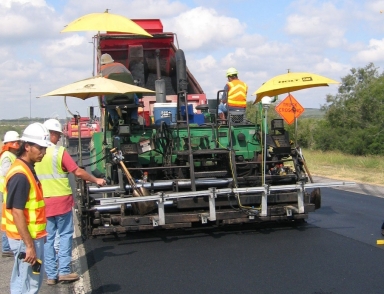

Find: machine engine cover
118;125;130;135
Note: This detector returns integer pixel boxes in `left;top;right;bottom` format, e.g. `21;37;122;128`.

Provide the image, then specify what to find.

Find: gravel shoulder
312;176;384;198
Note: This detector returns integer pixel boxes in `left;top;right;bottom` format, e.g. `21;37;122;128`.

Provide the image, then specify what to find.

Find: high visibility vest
34;145;72;197
0;151;16;194
227;80;248;108
1;159;46;239
100;62;130;78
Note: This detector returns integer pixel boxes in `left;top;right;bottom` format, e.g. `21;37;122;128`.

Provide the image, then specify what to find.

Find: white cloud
164;7;246;51
42;35;93;68
285;2;347;48
65;0;188;19
2;0;384;119
1;0;47;8
313;58;350;76
0;1;62;44
353;38;384;63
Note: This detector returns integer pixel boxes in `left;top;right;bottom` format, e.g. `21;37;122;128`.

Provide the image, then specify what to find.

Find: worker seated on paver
103;72;141;131
218;67;248;124
100;53;140;129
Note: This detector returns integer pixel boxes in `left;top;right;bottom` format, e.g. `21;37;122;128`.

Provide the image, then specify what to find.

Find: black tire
310;188;321;209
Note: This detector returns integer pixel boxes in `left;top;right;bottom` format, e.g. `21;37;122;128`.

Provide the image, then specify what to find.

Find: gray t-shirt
0;156;12;177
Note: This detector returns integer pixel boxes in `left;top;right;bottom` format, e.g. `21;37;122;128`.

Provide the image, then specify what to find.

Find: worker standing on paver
0;131;21;258
34;119;106;285
2;123;50;294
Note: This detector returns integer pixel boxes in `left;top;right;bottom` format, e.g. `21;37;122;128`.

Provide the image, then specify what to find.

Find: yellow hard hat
226;67;238;77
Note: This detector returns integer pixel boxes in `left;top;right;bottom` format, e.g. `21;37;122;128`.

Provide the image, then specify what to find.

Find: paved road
1;176;383;293
78;177;384;294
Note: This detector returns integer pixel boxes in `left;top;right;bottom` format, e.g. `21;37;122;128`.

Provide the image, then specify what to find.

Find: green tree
317;63;384;155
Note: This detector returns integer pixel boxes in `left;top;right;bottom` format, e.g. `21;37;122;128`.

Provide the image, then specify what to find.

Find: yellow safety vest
34;145;72;197
2;159;46;239
0;151;16;195
227;80;248;108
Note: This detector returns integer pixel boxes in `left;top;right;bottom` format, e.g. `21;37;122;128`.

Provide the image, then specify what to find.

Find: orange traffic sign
275;94;305;125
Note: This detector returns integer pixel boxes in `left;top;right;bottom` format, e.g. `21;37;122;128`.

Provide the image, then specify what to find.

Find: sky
1;0;384;119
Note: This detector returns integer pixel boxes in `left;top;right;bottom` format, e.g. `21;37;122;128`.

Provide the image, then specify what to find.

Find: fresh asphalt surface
1;170;384;293
82;178;384;294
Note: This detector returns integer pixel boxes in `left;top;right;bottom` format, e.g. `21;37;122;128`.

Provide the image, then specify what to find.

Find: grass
302;149;384;186
1;139;381;186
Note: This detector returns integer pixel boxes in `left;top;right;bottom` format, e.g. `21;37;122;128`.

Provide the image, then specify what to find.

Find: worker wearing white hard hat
0;131;21;258
44;118;63;134
2;123;49;293
35;118;106;284
42;118;62;147
218;67;248;121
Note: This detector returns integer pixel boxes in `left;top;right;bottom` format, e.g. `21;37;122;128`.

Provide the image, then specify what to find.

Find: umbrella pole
92;36;96;76
76;114;83;166
97;32;101;75
262;103;269;186
294;116;298;147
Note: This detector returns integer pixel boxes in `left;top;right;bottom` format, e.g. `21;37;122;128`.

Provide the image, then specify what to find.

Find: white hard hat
3;131;20;143
21;123;51;147
101;53;114;65
43;119;62;133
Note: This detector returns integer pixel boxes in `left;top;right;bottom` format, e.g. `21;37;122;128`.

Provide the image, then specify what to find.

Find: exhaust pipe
155;49;166;103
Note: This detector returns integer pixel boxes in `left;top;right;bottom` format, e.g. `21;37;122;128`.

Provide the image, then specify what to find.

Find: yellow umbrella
61;11;152;37
61;10;152;76
253;72;340;104
38;75;155;100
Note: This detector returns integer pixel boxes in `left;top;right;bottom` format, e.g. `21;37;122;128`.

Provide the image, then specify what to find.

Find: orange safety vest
227;80;248;108
100;62;130;78
1;159;46;239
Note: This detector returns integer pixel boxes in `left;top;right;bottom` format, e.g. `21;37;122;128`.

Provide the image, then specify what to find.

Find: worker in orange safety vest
1;123;51;294
0;131;20;258
100;53;140;127
218;67;248;120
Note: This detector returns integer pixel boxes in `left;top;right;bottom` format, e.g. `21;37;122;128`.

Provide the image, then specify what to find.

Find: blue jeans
2;232;11;252
9;237;45;294
218;103;245;114
44;211;74;279
218;102;227;114
54;231;60;252
103;94;139;121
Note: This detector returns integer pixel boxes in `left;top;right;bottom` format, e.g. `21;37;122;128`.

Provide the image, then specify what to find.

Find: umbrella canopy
38;76;155;100
253;72;340;104
61;11;152;37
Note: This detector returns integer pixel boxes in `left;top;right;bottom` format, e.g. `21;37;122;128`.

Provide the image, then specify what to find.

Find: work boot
58;273;79;282
2;251;14;257
46;279;57;285
131;119;139;125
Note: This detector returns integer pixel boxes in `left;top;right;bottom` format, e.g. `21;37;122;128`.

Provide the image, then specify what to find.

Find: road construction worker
100;53;140;126
34;118;106;285
218;67;248;120
0;131;20;258
2;123;50;294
